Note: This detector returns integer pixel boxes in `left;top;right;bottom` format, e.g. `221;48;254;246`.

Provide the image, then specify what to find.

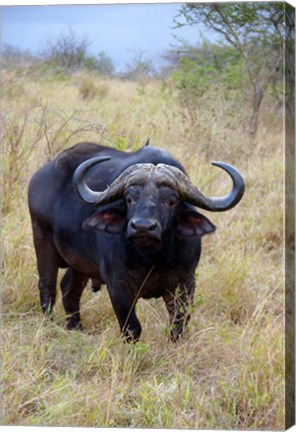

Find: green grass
1;70;285;428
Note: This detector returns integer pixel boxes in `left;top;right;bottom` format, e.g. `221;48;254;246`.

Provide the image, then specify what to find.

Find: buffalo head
73;156;245;251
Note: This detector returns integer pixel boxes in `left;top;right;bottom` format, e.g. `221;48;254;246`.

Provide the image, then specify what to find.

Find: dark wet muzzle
127;218;161;241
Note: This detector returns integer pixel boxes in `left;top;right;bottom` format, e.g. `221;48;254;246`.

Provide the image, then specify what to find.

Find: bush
172;42;246;99
78;77;109;100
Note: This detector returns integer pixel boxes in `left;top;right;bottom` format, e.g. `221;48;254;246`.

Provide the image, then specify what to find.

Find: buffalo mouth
128;233;162;249
127;218;162;249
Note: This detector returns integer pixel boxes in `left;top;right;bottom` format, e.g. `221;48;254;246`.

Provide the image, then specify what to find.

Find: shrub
79;77;109;100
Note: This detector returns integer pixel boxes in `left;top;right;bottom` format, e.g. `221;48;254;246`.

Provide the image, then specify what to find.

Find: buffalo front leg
163;275;195;341
60;268;88;330
107;284;142;343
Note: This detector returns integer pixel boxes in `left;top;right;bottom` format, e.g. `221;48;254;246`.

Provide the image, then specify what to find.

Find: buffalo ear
83;209;127;234
177;210;216;237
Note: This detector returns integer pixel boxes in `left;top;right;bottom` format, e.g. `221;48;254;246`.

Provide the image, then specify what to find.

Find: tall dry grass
1;70;285;428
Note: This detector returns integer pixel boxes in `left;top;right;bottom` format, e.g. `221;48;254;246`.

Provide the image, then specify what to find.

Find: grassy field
1;69;285;428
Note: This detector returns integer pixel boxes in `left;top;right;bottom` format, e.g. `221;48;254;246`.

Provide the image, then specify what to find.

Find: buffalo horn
74;157;245;211
73;157;111;204
154;162;245;211
73;157;156;205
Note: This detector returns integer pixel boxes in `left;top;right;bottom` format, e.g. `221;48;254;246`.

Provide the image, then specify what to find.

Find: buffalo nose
130;219;158;232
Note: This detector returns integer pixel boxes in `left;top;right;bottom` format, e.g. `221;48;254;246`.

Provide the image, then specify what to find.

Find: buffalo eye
125;187;141;207
125;195;137;206
165;197;177;208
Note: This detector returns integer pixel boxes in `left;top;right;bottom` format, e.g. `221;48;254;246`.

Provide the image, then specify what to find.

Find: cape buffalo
28;141;245;342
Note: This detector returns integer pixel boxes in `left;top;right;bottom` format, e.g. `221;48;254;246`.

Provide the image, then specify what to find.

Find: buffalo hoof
122;326;142;343
66;316;83;331
170;328;184;342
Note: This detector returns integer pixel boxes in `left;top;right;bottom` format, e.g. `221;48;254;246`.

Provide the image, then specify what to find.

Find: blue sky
2;4;209;71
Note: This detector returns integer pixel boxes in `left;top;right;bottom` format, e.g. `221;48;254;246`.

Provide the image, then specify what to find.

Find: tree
42;28;91;70
42;29;115;77
165;40;244;98
96;51;115;77
1;43;38;69
175;2;294;135
124;48;156;81
81;51;115;76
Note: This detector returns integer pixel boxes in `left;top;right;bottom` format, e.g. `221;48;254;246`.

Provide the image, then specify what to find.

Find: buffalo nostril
130;221;138;230
131;219;157;232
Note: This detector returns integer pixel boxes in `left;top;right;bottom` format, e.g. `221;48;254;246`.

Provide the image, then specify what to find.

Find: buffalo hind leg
32;221;62;316
61;268;88;330
163;275;195;342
